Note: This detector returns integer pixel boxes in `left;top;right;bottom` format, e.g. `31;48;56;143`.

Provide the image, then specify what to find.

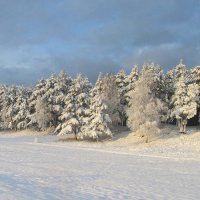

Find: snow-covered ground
0;128;200;200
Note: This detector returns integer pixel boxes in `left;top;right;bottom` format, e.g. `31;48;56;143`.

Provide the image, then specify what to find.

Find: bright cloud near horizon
0;0;200;85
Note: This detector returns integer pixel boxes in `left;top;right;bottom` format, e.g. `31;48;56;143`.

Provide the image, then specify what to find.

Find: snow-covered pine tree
115;69;128;126
0;85;7;129
191;66;200;85
56;74;91;139
27;79;47;128
0;86;19;130
164;69;175;102
126;65;139;106
163;69;175;121
80;74;112;140
191;66;200;123
43;71;72;127
27;71;72;129
171;61;199;133
12;87;31;130
126;67;165;142
191;66;200;97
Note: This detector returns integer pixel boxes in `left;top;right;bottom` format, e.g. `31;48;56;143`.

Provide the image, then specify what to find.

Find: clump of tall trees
0;61;199;141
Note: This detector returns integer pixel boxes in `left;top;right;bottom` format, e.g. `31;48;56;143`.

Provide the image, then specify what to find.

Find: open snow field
0;131;200;200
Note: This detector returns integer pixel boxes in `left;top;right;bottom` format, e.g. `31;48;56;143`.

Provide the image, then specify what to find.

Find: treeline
0;61;199;140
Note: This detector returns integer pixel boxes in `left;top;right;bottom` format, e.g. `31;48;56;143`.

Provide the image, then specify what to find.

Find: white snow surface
0;128;200;200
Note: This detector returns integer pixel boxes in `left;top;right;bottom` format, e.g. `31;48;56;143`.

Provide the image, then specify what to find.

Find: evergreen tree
56;74;91;139
171;61;199;132
191;66;200;123
44;71;72;127
191;66;200;85
115;69;128;126
0;86;19;130
163;69;175;121
0;85;7;129
164;69;175;102
27;79;47;128
80;76;112;140
126;65;139;106
27;71;72;129
12;87;31;130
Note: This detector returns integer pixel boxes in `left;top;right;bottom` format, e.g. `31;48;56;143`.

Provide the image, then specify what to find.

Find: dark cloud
0;0;199;84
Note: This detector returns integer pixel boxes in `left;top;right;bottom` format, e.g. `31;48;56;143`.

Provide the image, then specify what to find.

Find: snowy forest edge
0;61;199;142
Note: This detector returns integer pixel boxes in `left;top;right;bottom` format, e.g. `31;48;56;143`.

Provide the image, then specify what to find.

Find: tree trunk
182;119;187;133
179;118;183;133
74;129;78;140
179;124;183;133
183;124;186;133
120;118;123;126
145;135;149;143
74;133;78;140
177;119;181;129
179;118;187;134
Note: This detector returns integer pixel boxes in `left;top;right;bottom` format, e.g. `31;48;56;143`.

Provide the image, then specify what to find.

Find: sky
0;0;200;85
